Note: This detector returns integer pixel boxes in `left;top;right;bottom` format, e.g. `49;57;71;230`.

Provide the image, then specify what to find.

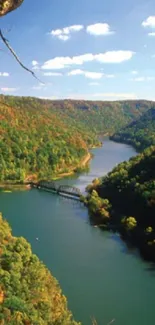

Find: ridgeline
0;95;154;183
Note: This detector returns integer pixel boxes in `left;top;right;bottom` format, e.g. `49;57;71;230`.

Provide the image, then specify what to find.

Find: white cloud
43;72;62;76
148;32;155;36
92;93;137;100
65;92;137;100
106;74;115;78
1;87;17;92
84;71;103;79
89;82;99;86
142;16;155;28
42;51;134;70
51;25;84;41
131;70;138;75
68;69;84;76
57;34;70;41
147;76;155;81
32;83;47;90
68;69;103;79
131;76;155;82
39;96;58;100
132;77;145;82
95;51;134;63
86;23;114;36
0;72;9;77
32;60;39;66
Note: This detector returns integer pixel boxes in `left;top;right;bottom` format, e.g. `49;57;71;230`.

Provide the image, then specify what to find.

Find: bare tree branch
91;316;116;325
0;29;44;83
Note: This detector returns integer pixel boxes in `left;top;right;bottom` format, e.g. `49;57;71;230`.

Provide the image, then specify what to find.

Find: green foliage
122;216;137;230
87;190;111;221
146;226;153;234
112;107;155;151
87;146;155;259
95;146;155;227
0;213;80;325
0;96;151;182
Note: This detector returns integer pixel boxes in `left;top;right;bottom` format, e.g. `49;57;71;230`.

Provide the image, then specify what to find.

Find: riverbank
52;152;92;180
0;152;92;189
2;139;154;325
86;144;155;262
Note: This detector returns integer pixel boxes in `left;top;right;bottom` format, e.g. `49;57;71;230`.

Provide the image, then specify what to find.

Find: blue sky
0;0;155;100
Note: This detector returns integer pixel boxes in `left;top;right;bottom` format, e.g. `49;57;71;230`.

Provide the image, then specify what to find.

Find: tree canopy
87;145;155;260
0;96;153;182
111;107;155;151
0;213;80;325
0;0;23;17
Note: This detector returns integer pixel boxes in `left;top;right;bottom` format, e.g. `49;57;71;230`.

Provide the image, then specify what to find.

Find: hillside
0;213;79;325
0;95;153;182
86;146;155;260
111;107;155;151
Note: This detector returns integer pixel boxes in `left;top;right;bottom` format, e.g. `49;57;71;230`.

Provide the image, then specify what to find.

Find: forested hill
0;213;79;325
86;146;155;260
111;107;155;151
0;95;153;182
1;96;153;134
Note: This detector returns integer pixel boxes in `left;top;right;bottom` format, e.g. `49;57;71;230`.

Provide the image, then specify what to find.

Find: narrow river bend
0;139;155;325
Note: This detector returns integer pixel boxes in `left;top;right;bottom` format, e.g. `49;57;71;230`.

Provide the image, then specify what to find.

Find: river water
0;139;155;325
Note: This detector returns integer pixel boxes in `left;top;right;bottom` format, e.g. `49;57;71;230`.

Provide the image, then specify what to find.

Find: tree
0;0;24;17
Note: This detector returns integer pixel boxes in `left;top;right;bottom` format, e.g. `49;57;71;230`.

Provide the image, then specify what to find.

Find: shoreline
0;152;93;189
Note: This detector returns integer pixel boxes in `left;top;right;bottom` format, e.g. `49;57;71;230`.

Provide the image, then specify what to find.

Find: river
0;139;155;325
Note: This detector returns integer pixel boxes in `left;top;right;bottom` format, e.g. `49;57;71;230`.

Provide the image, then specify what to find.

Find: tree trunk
0;0;24;16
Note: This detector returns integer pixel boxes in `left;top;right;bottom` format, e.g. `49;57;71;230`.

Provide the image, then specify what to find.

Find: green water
0;139;155;325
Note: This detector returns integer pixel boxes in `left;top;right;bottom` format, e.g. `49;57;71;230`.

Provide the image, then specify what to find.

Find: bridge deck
31;181;82;201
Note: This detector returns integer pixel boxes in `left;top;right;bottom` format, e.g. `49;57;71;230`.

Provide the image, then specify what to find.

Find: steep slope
111;107;155;150
86;146;155;260
0;96;153;182
0;213;79;325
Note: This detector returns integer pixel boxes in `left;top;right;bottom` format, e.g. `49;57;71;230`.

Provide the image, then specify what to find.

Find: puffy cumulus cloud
51;25;84;41
68;69;103;79
142;16;155;28
1;87;17;92
95;51;134;63
42;51;134;70
42;54;94;70
86;23;114;36
0;72;9;77
43;72;63;76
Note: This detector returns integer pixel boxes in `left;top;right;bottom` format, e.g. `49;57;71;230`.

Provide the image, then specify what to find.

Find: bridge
30;181;82;200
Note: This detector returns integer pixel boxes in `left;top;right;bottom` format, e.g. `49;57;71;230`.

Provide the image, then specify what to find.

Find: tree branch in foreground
91;316;116;325
0;29;44;83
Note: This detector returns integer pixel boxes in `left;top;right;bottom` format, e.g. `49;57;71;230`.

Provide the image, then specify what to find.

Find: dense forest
0;95;153;182
111;107;155;150
0;213;79;325
86;146;155;260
